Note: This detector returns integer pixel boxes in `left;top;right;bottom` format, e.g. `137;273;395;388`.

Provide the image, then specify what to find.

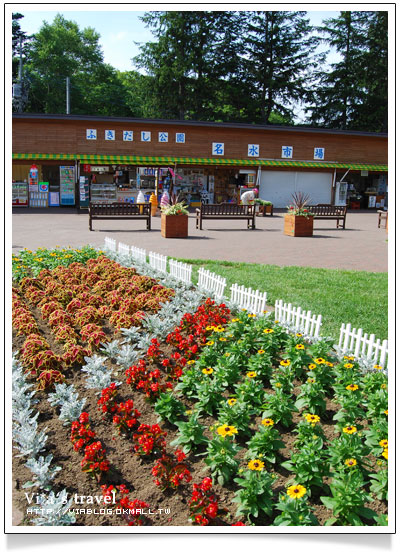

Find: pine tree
305;11;388;131
240;11;320;124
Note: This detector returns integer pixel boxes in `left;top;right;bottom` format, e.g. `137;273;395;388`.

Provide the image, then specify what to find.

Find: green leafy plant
154;391;186;424
245;418;285;464
262;390;297;428
204;428;240;485
160;202;189;215
321;468;377;525
273;485;318;525
232;460;274;519
170;412;209;454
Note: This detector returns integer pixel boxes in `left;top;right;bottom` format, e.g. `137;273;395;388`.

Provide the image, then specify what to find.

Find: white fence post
169;259;192;284
131;245;147;263
198;267;226;298
104;237;116;252
337;322;388;370
149;251;168;273
230;283;268;315
118;242;130;256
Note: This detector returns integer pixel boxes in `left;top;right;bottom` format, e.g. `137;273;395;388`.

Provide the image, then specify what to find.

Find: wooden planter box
284;214;314;237
161;214;188;238
257;204;273;216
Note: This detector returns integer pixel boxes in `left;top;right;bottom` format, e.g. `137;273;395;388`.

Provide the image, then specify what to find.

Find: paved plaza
11;208;388;272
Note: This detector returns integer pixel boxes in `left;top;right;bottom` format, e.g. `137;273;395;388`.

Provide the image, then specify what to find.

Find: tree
133;11;243;120
23;13;133;116
239;11;320;124
305;11;388;131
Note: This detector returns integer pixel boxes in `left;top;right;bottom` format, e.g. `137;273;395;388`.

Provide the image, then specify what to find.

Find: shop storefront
12;114;388;209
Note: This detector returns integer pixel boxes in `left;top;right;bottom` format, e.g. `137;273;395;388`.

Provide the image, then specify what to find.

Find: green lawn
176;259;388;341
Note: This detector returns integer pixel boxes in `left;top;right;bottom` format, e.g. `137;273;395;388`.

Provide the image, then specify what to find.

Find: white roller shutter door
259;170;333;207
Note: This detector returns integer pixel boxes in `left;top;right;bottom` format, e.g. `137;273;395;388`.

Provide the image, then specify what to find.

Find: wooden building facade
12;114;388;209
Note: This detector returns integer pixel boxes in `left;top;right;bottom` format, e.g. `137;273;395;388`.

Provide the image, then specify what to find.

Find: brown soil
12;278;388;528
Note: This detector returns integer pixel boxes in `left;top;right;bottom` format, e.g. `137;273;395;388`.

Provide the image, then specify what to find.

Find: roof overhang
12;153;388;172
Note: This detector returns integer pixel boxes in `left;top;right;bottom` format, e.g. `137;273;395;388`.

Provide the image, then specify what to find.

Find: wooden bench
196;203;256;230
306;204;347;229
89;202;151;231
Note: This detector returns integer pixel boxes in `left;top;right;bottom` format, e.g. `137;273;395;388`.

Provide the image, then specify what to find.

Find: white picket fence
338;323;388;369
275;299;322;338
131;245;147;263
103;236;389;371
149;251;168;273
104;237;116;252
230;283;268;315
117;242;130;256
198;267;227;298
169;259;193;284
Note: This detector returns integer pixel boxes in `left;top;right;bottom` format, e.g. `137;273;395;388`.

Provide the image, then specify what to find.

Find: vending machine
60;166;76;205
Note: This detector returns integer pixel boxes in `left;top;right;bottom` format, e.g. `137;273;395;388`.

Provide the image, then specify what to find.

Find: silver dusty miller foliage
48;383;87;425
23;455;62;491
29;490;76;526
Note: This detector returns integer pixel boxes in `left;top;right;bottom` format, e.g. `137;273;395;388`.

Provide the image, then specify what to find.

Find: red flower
205;503;218;519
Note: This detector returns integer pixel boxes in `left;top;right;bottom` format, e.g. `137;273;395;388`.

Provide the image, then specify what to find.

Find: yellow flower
296;333;303;337
215;326;225;332
206;340;214;346
206;326;215;331
343;425;357;435
186;360;195;366
261;418;274;427
344;363;354;369
382;448;388;460
287;485;307;499
379;439;388;448
257;349;265;354
295;344;305;350
308;364;316;370
280;359;290;367
384;409;388;416
263;328;274;334
314;357;325;365
344;356;355;361
219;337;227;342
185;410;193;415
381;383;387;390
248;459;265;471
224;353;231;357
202;367;213;375
247;371;257;378
307;378;315;383
325;362;334;367
232;318;240;323
345;458;357;467
217;424;238;437
373;364;383;370
227;398;237;406
275;382;282;388
305;414;320;424
346;384;359;391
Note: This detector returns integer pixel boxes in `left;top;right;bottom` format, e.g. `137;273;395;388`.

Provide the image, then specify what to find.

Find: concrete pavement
11;208;388;272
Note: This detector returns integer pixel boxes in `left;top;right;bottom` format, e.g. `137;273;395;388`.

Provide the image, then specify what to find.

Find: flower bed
11;248;388;528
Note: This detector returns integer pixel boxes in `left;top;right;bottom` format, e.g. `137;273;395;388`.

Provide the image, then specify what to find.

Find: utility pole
66;77;70;114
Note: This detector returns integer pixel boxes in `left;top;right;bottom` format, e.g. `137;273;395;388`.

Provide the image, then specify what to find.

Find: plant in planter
284;192;314;237
254;198;273;216
160;202;189;238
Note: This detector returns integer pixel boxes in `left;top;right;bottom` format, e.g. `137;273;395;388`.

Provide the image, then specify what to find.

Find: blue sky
15;8;341;72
